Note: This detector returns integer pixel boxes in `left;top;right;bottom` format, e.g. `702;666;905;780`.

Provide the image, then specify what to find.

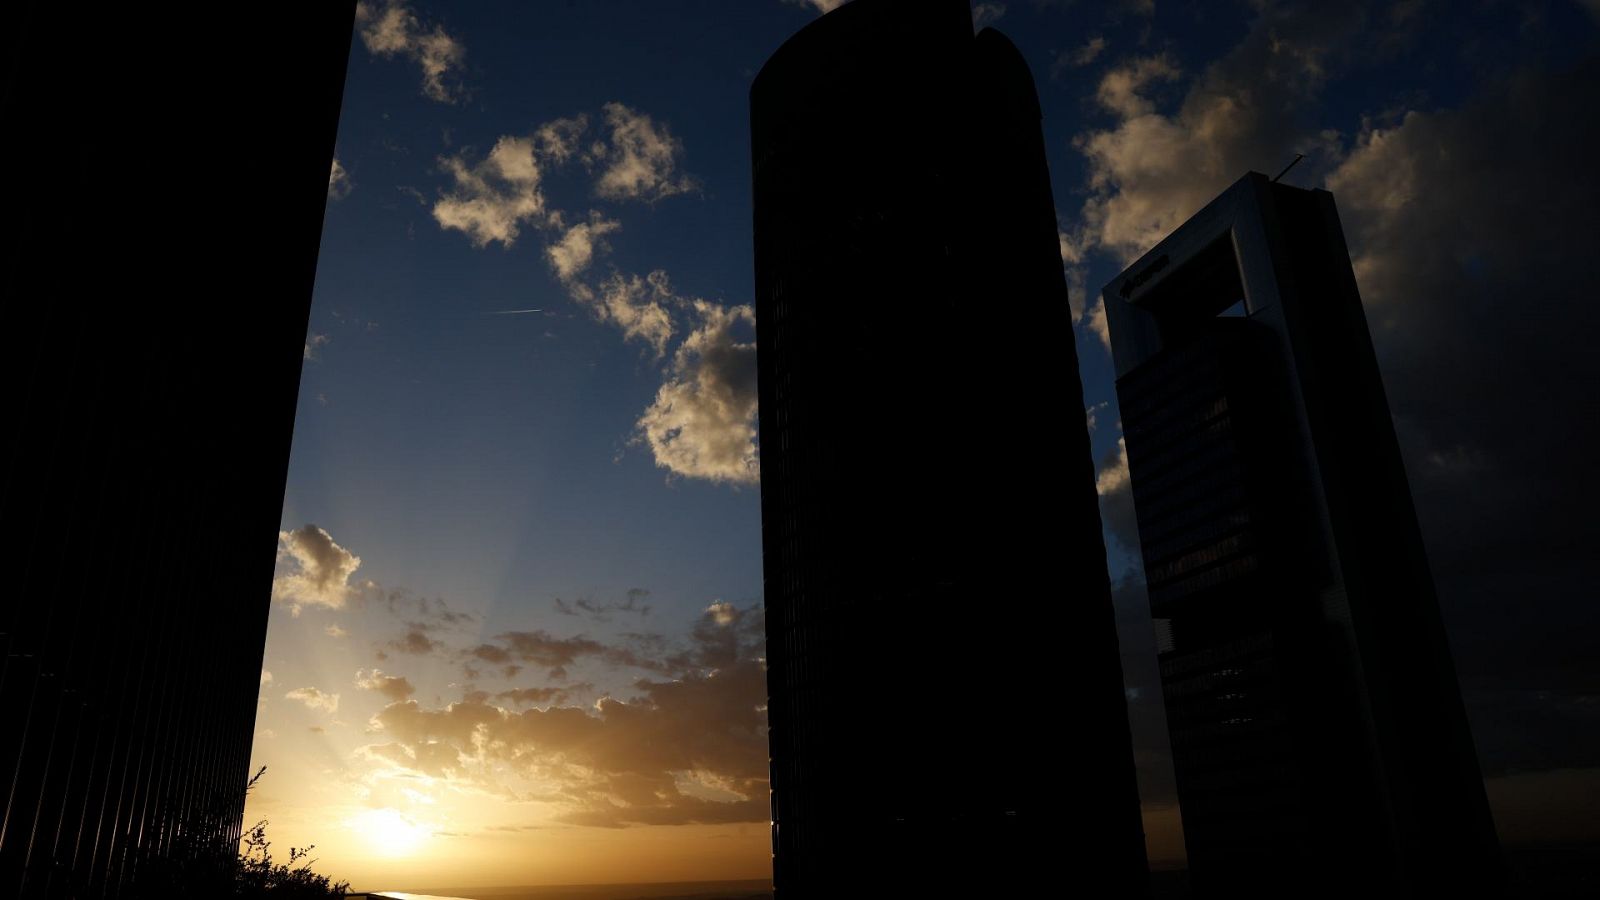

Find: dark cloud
496;630;608;675
1323;57;1600;774
359;604;769;826
380;588;476;630
496;684;592;707
1068;0;1600;784
355;668;417;703
387;627;442;656
554;589;654;623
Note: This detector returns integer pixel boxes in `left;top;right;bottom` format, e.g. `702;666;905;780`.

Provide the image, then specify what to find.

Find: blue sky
249;0;1600;889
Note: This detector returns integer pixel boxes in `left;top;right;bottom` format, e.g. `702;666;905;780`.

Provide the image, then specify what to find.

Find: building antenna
1272;153;1306;183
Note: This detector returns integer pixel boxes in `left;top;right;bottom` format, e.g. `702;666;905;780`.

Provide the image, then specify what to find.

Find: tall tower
1101;172;1503;897
751;1;1148;895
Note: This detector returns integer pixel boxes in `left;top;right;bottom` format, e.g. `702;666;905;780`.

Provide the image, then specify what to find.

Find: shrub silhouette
233;765;352;898
128;765;350;897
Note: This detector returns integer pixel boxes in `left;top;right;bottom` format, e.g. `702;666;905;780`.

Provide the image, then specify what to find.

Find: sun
349;808;430;857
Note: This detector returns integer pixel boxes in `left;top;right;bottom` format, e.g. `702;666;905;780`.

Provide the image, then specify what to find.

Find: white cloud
1058;226;1091;322
1096;435;1129;496
273;525;363;615
1094;54;1181;118
431;116;600;250
570;270;677;357
589;103;697;202
535;115;590;164
1086;401;1108;434
355;0;466;103
706;600;738;627
1068;5;1363;267
433;136;554;248
1085;296;1111;352
1096;431;1140;552
328;157;352;200
547;213;622;282
261;669;274;686
326;624;348;639
303;332;330;361
286;686;340;715
635;301;760;486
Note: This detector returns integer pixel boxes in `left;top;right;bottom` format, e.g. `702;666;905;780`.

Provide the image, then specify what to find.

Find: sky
246;0;1600;891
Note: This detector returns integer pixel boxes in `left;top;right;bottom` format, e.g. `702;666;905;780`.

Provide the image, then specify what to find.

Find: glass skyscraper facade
1103;173;1503;898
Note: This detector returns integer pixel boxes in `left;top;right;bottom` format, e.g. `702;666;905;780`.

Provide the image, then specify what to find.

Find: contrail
484;308;543;315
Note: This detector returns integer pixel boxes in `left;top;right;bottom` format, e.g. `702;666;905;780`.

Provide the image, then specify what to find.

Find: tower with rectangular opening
1102;172;1503;897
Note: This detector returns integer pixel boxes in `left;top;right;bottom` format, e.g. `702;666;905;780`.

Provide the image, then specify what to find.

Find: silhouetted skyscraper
751;1;1148;895
0;4;354;896
1102;172;1503;897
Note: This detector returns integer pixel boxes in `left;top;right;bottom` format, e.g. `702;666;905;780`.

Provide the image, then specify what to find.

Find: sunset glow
238;0;1600;894
350;808;432;857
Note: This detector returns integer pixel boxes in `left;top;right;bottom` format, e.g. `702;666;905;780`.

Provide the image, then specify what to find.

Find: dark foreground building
751;1;1148;895
0;4;355;896
1101;173;1503;897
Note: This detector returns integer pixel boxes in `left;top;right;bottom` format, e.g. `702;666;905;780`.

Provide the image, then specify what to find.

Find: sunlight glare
349;808;430;857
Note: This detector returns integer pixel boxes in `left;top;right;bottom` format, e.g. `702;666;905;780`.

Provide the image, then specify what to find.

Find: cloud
273;525;363;615
1068;3;1365;267
1068;36;1108;68
1068;3;1599;778
556;590;653;623
1085;401;1108;434
286;687;340;715
547;213;622;282
361;604;768;826
1094;54;1180;118
1058;226;1092;324
388;627;443;656
381;590;478;630
1096;434;1139;554
569;270;677;357
356;669;418;702
328;157;352;200
1313;58;1600;776
783;0;848;15
1093;431;1130;498
303;332;330;360
534;115;590;164
326;624;348;639
588;103;697;202
429;108;749;490
496;685;588;707
971;3;1006;30
1084;295;1111;352
635;300;760;485
433;137;555;248
481;630;607;676
355;0;466;103
260;670;273;686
